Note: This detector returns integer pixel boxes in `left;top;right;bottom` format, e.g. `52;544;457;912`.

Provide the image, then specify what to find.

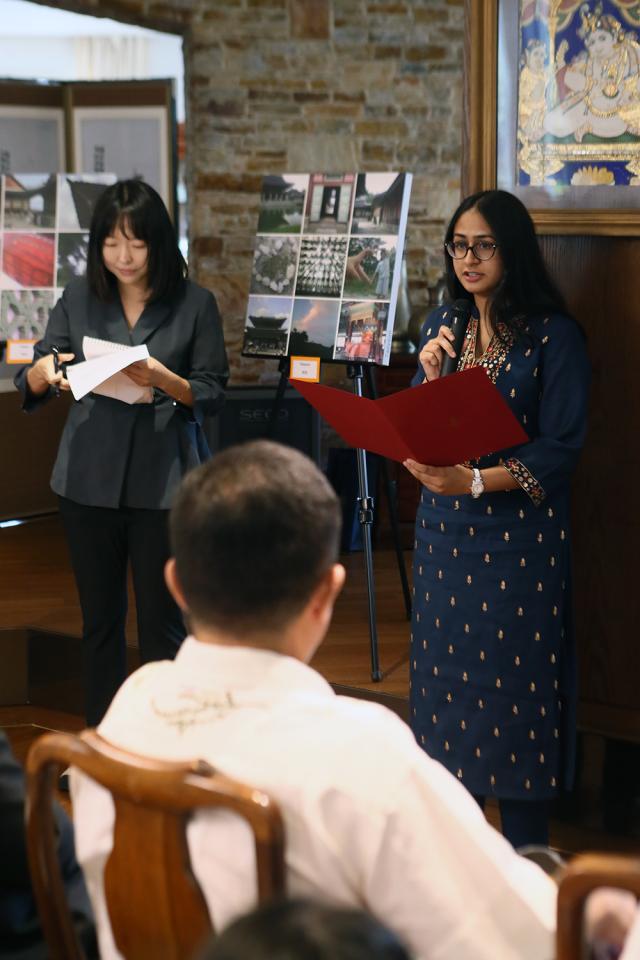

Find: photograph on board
303;173;355;234
242;295;293;358
295;235;347;298
343;235;396;299
351;172;407;235
3;173;57;231
57;174;117;231
2;233;55;288
250;235;299;296
0;289;54;340
57;233;89;287
333;299;390;364
257;174;308;234
288;298;340;360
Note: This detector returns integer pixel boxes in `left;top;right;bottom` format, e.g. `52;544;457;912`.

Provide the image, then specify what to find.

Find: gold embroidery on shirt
458;319;516;385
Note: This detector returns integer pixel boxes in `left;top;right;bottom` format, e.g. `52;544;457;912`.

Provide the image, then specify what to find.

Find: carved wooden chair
25;729;286;960
556;852;640;960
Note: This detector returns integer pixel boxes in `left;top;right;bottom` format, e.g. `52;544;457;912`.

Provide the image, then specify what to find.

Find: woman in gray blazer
15;180;229;725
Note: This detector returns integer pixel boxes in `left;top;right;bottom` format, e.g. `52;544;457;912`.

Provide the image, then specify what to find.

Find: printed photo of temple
303;173;355;234
257;174;308;234
242;295;293;357
351;172;406;235
333;300;389;364
3;174;57;230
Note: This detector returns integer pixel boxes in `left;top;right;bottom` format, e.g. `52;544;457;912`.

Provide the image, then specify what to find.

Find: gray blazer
15;277;229;510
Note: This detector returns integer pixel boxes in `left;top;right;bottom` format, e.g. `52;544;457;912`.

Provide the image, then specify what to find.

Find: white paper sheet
66;336;153;404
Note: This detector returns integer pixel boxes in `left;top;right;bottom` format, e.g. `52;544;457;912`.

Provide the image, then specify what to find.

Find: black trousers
58;497;186;726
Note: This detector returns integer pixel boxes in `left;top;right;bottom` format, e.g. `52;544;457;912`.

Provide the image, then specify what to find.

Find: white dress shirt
71;637;556;960
621;907;640;959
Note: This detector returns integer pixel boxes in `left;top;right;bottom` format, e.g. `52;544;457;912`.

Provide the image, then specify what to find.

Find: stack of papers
66;336;153;404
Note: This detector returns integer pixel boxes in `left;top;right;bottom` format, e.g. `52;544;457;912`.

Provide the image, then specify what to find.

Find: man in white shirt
620;907;640;959
71;439;558;960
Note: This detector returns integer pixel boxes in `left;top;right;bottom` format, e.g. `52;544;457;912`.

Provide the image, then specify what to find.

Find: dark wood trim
0;391;70;521
578;702;640;744
0;81;63;107
68;79;173;108
463;0;497;197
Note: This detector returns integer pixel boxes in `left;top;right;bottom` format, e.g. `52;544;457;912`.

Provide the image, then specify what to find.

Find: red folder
291;367;529;465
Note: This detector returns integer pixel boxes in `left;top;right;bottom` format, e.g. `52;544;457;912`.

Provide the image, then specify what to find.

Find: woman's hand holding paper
403;461;473;495
123;356;169;389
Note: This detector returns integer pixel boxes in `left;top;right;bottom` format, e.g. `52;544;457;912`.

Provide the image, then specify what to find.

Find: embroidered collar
458;318;515;384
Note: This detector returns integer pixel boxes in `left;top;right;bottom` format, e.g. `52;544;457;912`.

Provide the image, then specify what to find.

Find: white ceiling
0;0;184;119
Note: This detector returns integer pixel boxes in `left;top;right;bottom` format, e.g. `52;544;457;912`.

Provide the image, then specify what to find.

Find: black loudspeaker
204;386;321;463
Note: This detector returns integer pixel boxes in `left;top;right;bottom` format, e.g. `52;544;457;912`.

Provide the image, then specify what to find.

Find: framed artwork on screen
0;105;65;175
72;106;171;211
68;80;175;218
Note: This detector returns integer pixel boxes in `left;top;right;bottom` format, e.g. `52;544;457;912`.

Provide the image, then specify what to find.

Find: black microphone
439;299;472;377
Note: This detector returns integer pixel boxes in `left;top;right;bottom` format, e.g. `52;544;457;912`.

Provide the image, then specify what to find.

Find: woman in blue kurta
405;190;590;847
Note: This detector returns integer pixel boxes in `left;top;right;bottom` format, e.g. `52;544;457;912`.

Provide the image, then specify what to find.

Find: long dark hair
87;179;187;304
444;190;569;338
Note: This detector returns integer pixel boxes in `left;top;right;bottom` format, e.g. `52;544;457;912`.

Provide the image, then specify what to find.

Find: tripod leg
267;359;289;439
363;365;412;619
378;458;412;619
347;362;382;681
355;446;382;682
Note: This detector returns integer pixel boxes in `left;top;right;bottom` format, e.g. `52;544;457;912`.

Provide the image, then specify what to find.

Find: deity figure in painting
544;2;640;142
519;38;549;142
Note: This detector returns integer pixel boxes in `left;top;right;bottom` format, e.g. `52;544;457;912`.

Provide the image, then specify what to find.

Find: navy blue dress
410;306;590;801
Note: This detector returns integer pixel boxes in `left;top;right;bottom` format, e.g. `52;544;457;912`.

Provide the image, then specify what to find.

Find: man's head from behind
167;440;344;658
197;898;411;960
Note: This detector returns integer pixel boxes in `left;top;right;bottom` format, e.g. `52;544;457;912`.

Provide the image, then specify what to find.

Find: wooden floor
0;513;410;695
1;513;638;857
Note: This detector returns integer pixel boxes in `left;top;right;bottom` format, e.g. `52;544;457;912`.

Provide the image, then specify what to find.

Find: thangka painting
0;173;115;383
517;0;640;186
242;172;412;367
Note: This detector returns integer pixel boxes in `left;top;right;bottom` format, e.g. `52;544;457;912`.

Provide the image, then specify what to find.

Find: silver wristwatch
470;468;484;499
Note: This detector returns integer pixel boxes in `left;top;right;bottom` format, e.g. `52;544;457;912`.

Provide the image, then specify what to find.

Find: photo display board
0;172;116;379
242;172;412;367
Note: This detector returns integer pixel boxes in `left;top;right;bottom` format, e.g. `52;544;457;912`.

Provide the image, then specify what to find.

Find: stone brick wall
41;0;464;382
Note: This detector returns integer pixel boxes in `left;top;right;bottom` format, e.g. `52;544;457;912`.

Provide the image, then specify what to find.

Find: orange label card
289;356;320;382
5;340;36;364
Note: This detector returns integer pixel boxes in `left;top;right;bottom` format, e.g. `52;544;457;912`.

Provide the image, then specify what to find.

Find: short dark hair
87;179;187;304
443;189;569;336
197;899;411;960
170;441;341;632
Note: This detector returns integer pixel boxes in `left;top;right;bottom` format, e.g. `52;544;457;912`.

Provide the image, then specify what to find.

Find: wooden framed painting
466;0;640;234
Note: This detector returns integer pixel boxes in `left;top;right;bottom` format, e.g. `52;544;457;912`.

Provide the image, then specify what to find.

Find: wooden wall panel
463;0;640;742
541;236;640;738
0;390;70;520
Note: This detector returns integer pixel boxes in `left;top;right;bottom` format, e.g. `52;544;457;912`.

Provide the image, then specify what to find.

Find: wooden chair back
25;729;286;960
557;852;640;960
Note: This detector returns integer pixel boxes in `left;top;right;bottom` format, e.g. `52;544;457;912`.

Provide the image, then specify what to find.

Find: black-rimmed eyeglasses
445;240;499;261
